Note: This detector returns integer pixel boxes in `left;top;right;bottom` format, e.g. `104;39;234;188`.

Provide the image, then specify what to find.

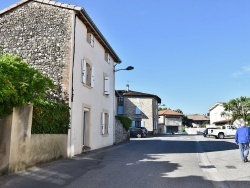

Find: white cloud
232;65;250;78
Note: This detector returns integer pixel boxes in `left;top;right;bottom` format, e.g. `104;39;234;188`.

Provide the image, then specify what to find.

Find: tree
174;109;183;114
0;53;55;119
222;96;250;124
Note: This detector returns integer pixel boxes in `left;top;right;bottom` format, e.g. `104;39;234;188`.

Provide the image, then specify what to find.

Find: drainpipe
69;13;77;158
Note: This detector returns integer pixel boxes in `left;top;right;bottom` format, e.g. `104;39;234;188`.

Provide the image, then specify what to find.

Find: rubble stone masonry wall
0;1;73;103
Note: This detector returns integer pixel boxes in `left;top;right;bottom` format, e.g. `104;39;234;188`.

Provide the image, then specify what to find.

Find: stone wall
124;97;154;132
0;1;72;103
114;120;129;144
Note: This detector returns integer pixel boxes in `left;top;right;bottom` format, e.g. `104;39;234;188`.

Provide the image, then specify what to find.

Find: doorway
83;108;89;147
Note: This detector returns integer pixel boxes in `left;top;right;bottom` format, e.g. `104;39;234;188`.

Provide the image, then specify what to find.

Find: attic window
105;52;110;64
87;32;94;47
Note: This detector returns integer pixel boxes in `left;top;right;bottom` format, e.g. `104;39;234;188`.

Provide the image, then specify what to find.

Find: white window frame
101;112;110;135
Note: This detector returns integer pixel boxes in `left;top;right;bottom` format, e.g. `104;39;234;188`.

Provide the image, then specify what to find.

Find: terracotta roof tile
158;109;183;116
187;114;209;121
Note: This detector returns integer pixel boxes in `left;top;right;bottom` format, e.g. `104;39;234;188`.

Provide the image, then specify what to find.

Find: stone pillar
0;105;33;175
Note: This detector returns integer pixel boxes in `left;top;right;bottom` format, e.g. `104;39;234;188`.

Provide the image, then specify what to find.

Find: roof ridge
0;0;82;15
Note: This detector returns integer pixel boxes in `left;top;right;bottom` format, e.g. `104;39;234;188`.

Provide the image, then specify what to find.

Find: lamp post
114;66;134;72
113;65;134;144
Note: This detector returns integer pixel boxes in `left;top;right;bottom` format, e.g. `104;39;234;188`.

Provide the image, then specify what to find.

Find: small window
118;97;123;103
101;112;109;135
105;52;111;64
81;59;94;87
104;76;110;95
135;121;141;127
118;106;124;115
87;32;94;47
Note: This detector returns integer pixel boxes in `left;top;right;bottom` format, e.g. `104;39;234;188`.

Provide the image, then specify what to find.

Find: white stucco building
0;0;122;157
209;102;231;125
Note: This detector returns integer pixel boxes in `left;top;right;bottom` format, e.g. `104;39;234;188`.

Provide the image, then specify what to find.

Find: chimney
126;84;129;92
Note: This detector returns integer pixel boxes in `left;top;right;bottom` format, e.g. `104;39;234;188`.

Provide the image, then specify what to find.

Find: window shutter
81;59;87;84
91;66;94;88
132;121;135;127
108;113;110;134
141;121;145;127
90;34;94;47
104;77;110;95
101;112;105;134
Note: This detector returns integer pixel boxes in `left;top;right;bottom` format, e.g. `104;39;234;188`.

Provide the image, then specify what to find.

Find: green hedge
32;100;70;134
116;115;132;131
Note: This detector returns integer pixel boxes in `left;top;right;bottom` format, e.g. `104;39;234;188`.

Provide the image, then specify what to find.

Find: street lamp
114;66;134;72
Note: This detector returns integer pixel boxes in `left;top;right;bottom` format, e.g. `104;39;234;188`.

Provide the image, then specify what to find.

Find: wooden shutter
91;66;94;88
81;59;86;84
101;112;105;134
108;113;110;134
141;121;145;127
132;121;135;127
104;77;110;95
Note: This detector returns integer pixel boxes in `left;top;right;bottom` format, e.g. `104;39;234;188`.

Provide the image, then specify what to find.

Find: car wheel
218;133;224;139
137;134;142;138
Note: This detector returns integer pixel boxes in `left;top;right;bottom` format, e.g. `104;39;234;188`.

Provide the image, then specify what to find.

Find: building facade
209;102;231;125
158;109;183;134
187;114;210;127
0;0;121;156
116;85;161;134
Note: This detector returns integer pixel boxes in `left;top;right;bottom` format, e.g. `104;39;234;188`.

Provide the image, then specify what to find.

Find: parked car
203;127;217;137
128;127;146;138
137;127;148;135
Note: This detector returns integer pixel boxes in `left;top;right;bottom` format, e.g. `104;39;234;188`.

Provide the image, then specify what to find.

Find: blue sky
1;0;250;115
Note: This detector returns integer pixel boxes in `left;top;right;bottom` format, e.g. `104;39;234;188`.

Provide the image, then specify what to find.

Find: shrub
116;115;132;131
32;100;70;134
0;53;54;119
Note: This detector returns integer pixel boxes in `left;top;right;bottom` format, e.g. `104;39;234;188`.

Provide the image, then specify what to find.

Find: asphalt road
1;135;250;188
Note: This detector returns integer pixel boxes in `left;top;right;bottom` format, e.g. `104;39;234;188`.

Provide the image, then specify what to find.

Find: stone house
0;0;122;157
115;85;161;134
158;109;183;134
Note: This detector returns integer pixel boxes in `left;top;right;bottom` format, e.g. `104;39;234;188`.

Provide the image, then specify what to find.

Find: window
104;76;110;95
101;112;110;135
135;121;141;127
118;106;124;115
105;52;111;64
135;107;141;114
87;32;94;47
81;59;94;87
118;97;123;103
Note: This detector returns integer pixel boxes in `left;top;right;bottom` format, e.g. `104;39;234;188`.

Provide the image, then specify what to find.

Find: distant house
187;114;210;127
0;0;121;156
115;85;161;135
158;109;183;134
209;102;231;125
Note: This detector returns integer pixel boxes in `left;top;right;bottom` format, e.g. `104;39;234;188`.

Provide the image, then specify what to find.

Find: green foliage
0;53;54;119
182;115;192;127
174;109;183;114
116;115;132;131
223;96;250;123
32;100;70;134
201;121;209;127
